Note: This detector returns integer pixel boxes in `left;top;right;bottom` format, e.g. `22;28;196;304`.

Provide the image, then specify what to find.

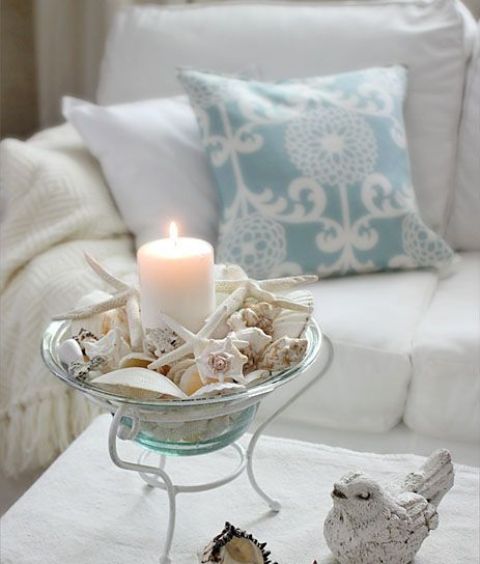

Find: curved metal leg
246;334;334;511
108;406;176;564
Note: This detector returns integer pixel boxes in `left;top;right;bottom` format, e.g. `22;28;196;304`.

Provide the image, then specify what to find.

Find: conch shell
194;336;248;384
91;368;187;400
272;290;313;340
228;302;280;336
201;522;275;563
234;328;272;373
258;337;308;371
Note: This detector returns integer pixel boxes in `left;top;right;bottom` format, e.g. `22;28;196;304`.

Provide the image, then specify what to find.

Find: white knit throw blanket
0;124;135;476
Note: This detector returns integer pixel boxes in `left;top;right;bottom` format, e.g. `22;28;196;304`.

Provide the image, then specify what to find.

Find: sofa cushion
271;269;437;432
62;96;219;247
98;0;474;234
447;22;480;251
405;253;480;442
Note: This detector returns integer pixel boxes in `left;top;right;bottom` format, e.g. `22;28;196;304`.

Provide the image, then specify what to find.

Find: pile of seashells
55;254;317;402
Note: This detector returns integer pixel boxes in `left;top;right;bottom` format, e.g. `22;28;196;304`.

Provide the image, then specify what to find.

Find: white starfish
215;275;318;313
148;287;248;370
53;253;143;351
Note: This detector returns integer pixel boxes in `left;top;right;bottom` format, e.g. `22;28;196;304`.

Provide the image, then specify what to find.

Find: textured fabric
180;67;454;278
2;415;479;564
98;0;475;233
0;126;135;476
63;96;219;247
447;22;480;251
405;253;480;442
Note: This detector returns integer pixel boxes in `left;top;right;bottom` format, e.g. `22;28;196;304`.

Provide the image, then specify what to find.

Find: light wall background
1;0;479;139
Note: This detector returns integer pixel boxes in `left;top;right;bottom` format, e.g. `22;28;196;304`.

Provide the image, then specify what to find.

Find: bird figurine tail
401;449;454;508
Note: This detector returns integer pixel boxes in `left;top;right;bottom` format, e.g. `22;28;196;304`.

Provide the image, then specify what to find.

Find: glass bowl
42;320;322;456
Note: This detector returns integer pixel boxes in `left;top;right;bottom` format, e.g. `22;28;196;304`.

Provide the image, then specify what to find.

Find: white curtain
33;0;161;128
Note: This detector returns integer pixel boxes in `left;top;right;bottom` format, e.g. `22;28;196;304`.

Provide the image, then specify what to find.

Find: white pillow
62;96;219;247
97;1;477;234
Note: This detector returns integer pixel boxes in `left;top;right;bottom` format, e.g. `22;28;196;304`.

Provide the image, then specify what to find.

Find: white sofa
0;0;478;477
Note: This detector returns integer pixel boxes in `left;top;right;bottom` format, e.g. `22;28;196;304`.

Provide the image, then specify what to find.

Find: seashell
245;369;270;386
91;368;187;400
272;290;313;340
258;337;308;371
228;302;280;336
59;338;84;366
215;263;248;281
118;352;156;369
194;336;248;385
69;356;107;381
191;382;246;398
69;290;130;341
178;364;206;396
201;522;275;563
84;328;130;369
166;358;196;385
233;328;272;373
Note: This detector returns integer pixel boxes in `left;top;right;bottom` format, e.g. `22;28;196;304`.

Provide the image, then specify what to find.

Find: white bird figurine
323;449;454;564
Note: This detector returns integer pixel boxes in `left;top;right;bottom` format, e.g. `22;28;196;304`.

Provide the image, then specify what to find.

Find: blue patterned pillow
178;67;454;278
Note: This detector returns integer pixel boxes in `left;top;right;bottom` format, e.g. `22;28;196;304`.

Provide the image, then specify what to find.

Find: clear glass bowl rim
41;319;322;409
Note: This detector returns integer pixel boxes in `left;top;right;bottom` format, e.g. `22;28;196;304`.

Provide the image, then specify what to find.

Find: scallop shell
258;337;308;371
90;368;187;400
272;290;313;340
201;522;275;563
118;352;156;369
191;382;246;399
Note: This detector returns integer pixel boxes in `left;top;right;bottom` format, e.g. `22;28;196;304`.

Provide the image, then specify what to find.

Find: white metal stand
107;336;333;563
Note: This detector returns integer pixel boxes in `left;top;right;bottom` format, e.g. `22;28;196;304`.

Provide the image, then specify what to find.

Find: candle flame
169;221;178;246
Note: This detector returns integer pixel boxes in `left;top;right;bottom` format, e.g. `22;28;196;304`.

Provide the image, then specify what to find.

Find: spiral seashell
258;337;308;371
233;328;272;373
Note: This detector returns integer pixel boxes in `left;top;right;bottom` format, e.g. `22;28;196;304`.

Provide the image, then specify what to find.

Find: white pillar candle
137;223;215;333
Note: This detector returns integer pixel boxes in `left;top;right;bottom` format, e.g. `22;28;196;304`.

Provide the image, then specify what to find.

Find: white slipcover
280;270;438;432
447;22;480;251
97;0;475;234
405;253;480;441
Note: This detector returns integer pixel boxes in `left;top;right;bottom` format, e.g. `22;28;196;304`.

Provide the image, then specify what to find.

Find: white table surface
2;415;479;563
